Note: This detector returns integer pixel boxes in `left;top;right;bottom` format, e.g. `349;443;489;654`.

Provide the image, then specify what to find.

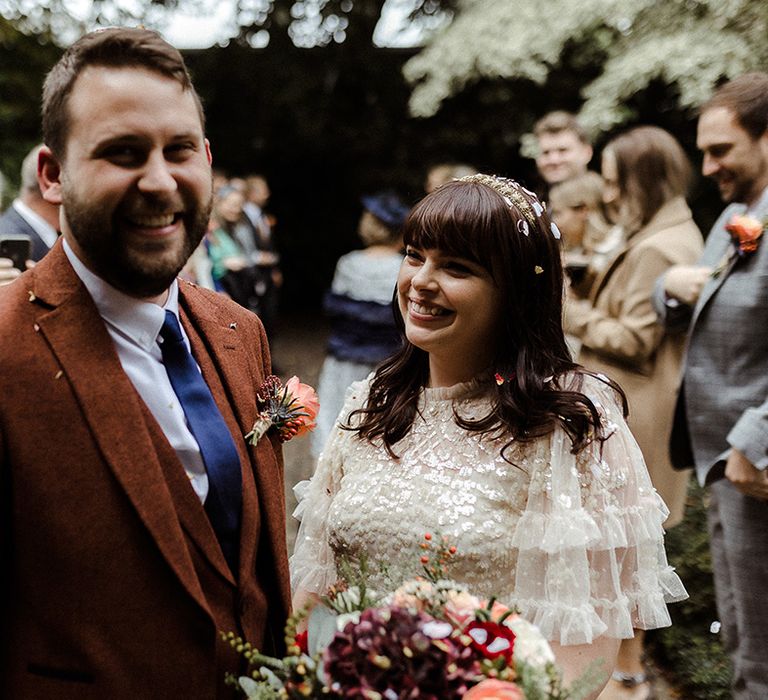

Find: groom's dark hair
702;72;768;140
42;27;205;159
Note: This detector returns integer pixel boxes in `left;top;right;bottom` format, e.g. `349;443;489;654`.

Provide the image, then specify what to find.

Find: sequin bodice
291;373;687;645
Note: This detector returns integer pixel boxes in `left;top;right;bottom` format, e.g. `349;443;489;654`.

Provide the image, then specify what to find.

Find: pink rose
464;679;525;699
285;376;319;435
444;590;482;628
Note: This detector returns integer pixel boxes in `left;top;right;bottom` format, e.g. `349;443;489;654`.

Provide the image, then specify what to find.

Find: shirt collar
62;237;180;353
12;199;58;248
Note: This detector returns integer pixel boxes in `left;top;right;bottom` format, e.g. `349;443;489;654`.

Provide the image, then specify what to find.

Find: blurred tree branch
404;0;768;135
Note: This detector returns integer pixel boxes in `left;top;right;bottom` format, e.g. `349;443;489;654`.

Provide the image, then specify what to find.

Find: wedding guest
242;174;282;337
0;28;290;697
425;162;478;193
206;185;263;314
533;111;593;188
291;174;686;699
653;72;768;699
0;143;60;261
310;191;409;458
563;126;703;700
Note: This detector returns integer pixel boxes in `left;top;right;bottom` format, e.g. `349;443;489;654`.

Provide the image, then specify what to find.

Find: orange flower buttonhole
726;214;765;255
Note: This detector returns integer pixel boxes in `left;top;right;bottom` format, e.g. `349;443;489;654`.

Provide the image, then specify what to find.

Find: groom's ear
38;146;64;206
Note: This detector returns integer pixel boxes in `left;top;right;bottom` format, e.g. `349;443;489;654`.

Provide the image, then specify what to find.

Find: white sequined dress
291;372;687;645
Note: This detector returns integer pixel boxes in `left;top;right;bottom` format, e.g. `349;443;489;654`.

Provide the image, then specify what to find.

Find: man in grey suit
0;143;60;262
654;72;768;699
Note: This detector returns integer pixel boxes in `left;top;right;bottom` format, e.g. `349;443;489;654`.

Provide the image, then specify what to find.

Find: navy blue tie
158;310;242;573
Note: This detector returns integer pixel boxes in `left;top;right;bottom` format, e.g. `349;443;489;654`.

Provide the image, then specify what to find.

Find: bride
290;174;686;696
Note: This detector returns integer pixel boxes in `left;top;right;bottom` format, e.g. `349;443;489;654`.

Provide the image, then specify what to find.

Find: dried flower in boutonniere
245;375;319;445
713;213;767;277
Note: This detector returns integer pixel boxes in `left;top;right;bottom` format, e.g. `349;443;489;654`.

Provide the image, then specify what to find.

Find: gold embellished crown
458;174;561;242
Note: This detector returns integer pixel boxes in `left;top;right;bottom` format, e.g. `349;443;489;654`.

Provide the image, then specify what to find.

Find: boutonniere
713;213;766;277
245;375;319;445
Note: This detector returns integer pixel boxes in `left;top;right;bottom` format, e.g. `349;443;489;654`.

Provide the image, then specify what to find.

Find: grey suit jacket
654;188;768;485
0;204;52;262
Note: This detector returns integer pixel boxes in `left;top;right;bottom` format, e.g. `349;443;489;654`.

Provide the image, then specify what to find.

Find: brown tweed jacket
0;241;290;698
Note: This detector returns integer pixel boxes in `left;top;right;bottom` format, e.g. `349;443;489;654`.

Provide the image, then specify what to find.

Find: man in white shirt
0;27;289;698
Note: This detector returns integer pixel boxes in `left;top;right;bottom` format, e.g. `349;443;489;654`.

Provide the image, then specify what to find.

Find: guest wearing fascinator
291;174;687;698
311;191;409;458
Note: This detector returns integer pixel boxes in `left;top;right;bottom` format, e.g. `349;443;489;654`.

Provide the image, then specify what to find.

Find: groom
655;72;768;698
0;28;290;697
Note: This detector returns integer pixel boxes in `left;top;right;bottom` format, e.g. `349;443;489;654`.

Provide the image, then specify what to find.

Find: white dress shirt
63;239;209;502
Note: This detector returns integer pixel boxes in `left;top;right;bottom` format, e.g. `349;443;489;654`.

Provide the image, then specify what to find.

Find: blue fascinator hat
361;191;410;230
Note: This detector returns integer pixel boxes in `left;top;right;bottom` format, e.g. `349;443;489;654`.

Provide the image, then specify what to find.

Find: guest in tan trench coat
564;126;703;700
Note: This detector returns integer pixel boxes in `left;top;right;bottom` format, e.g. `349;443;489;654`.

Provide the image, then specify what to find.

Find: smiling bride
290;174;686;698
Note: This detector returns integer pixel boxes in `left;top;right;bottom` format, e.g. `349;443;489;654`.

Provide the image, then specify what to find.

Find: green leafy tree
405;0;768;134
0;16;60;196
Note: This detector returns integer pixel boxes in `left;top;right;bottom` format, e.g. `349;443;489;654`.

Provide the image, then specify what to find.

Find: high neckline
422;375;491;401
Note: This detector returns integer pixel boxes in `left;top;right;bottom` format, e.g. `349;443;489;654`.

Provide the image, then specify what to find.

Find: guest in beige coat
564;126;704;700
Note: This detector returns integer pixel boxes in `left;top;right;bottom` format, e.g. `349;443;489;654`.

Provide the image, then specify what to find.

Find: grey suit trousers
708;480;768;699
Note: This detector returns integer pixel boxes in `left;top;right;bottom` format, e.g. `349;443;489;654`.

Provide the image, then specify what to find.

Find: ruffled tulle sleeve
289;380;367;596
510;373;688;646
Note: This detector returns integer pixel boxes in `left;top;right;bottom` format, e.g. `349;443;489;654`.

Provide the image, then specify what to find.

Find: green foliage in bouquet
648;481;732;699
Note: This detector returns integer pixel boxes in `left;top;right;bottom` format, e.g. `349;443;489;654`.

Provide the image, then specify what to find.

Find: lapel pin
229;322;237;330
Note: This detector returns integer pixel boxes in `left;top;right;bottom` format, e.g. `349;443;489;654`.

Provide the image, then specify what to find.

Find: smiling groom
0;28;289;698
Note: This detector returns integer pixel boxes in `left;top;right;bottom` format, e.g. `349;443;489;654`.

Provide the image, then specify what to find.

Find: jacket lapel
690;203;749;327
179;284;288;603
29;244;210;615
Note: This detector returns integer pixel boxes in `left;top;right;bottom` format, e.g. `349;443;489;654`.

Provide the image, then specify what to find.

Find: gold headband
459;173;561;241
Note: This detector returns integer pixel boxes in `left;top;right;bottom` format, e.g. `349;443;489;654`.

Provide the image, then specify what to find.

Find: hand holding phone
0;235;32;272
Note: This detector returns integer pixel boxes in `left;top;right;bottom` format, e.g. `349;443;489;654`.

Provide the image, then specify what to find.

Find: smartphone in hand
0;235;32;271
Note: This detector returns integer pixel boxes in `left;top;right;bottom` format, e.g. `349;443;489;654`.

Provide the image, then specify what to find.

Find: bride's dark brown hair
348;176;626;460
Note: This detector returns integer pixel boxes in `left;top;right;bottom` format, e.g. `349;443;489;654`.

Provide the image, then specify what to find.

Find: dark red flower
465;620;516;665
323;607;481;698
294;630;309;655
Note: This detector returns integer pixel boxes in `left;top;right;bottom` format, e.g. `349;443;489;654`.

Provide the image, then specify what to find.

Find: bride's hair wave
346;178;627;462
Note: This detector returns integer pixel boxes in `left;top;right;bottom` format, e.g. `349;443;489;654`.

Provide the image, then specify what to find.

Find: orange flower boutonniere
245;375;319;445
725;214;765;256
713;213;766;277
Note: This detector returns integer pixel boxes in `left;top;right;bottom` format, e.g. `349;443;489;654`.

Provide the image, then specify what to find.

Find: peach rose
444;589;482;628
726;214;764;254
464;679;525;699
285;376;319;435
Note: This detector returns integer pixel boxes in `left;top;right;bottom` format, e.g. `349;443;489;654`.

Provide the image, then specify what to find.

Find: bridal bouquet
225;536;598;699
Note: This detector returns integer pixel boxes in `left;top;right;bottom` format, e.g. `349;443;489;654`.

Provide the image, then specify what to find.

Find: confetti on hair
534;265;544;275
532;201;544;217
517;220;530;236
495;371;517;385
550;222;562;240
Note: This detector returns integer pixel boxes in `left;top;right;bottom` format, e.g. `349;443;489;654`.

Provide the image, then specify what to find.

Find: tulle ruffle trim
511;500;667;554
515;567;686;646
292;479;312;521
